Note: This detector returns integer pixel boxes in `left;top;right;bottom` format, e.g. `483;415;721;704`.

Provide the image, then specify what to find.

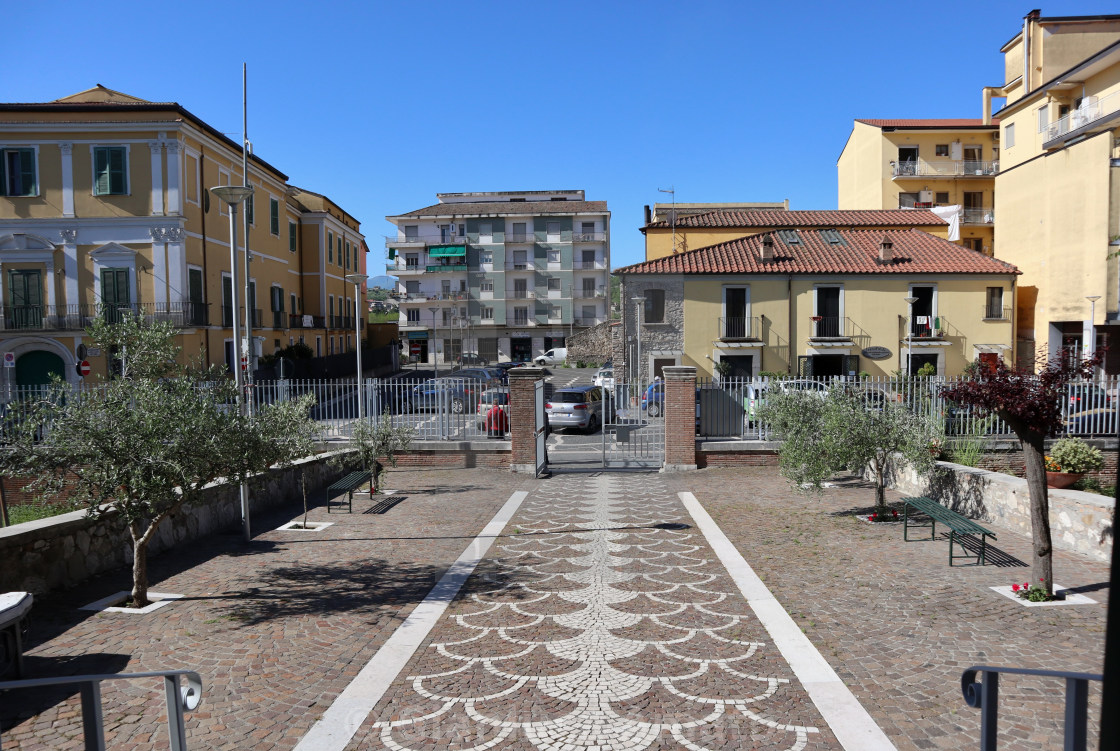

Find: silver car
546;385;605;433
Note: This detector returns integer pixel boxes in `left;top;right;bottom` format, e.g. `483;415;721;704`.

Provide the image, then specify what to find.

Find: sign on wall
862;346;892;360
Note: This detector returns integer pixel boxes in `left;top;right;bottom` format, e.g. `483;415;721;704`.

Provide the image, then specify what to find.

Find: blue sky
5;1;1117;273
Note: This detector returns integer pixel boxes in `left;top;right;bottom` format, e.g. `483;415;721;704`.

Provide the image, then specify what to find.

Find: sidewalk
0;467;1110;750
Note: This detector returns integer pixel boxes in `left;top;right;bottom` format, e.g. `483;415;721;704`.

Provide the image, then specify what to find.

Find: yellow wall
837;121;887;210
682;275;1015;378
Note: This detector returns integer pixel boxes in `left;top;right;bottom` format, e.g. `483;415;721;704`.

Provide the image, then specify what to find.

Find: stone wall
615;276;684;382
0;453;351;594
566;321;614;366
889;459;1114;563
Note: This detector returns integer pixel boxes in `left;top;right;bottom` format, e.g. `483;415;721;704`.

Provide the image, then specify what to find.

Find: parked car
1065;407;1115;436
456;352;490;367
476;387;510;430
546;385;606;433
534;348;567;366
641;380;665;417
495;361;528;376
410;378;473;413
1067;382;1111;411
450;367;503;389
593;368;615;391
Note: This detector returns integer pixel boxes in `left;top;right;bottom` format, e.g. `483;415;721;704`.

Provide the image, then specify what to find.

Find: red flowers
1012;584;1020;592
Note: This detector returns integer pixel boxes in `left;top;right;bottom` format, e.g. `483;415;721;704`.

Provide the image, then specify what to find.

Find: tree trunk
1021;433;1054;596
130;522;150;608
301;467;309;528
372;460;382;495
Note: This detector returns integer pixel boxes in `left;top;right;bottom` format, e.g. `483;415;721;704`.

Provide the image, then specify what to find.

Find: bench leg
949;529;955;567
347;489;353;514
980;534;988;566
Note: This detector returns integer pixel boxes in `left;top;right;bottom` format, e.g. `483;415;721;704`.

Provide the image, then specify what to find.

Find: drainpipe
787;274;794;375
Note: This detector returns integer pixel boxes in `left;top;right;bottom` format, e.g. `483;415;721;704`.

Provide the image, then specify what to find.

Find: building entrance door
511;337;532;362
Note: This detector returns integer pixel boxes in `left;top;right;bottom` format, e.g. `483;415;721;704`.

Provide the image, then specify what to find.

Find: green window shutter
109;148;125;194
289;222;297;252
345;242;350;269
270;199;279;235
328;232;333;263
94;147;126;195
94;148;110;195
18;150;35;195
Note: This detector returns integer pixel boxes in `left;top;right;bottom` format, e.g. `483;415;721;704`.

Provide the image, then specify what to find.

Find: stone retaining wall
889;459;1114;563
0;453;350;594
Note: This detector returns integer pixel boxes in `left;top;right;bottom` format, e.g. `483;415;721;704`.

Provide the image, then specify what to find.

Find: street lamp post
632;296;643;385
428;307;440;376
1087;295;1101;361
347;273;368;423
211;184;254;543
904;296;918;377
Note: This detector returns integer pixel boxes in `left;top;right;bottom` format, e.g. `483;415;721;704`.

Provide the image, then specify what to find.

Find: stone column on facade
165;228;185;311
165;140;182;215
59;229;78;314
59;143;75;218
148;227;169;310
662;365;697;472
508;367;547;474
149;141;164;216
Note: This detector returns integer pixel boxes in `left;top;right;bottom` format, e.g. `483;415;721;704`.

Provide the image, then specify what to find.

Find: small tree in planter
0;315;320;607
1047;437;1104;483
942;353;1099;598
347;415;415;494
759;387;942;514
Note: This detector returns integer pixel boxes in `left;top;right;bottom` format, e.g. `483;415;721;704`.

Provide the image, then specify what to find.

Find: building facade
837;119;999;256
386;191;610;364
615;228;1019;381
0;86;366;386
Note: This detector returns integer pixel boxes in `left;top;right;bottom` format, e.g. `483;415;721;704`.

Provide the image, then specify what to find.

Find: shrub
1049;437;1103;473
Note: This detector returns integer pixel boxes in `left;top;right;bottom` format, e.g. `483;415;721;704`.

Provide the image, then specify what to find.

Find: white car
593;368;615;391
534;347;567;366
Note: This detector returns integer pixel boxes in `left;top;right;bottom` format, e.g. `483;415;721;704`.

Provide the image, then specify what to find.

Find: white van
534;348;567;366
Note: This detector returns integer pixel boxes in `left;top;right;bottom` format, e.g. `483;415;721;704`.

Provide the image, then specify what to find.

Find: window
407;308;420;323
986;287;1004;319
547;249;560;264
245;193;254;224
935;192;950;204
513;250;527;268
458;223;465;236
1005;122;1015;148
547;278;561;292
935;144;949;157
480;279;494;292
480;251;493;264
481;306;494;320
270;198;280;235
582;278;596;296
405;280;419;294
290;292;298;316
897;192;920;209
289;221;298;252
93;146;127;195
345;241;351;270
643;288;665;323
271;286;284;328
479;222;492;241
328;231;334;263
405;253;419;268
511;222;527;241
329;295;334;325
581;221;595;238
550;306;562;320
1;148;36;196
1038;106;1049;133
963;237;984;252
404;225;419;240
581;249;596;265
546;221;560;238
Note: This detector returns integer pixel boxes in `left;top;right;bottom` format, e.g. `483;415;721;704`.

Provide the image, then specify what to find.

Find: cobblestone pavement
0;468;528;750
342;472;845;751
674;468;1110;751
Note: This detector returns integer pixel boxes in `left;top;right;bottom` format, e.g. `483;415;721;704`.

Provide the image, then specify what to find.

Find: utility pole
242;63;255;398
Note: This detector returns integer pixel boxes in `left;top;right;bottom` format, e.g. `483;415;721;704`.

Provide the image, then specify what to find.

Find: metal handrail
893;159;999;177
962;208;995;225
961;665;1101;750
0;669;203;750
0;303;209;331
1046;89;1120;143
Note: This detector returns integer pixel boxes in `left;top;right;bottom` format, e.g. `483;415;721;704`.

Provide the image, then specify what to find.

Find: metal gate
534;379;548;476
600;378;664;469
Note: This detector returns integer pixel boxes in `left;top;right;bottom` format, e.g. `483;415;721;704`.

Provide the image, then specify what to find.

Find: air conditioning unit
919;190;934;204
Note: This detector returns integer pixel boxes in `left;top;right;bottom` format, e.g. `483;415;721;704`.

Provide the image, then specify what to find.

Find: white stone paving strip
679;491;898;751
292;490;530;751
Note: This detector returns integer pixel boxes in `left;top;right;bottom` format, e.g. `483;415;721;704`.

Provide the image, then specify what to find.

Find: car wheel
647;402;661;418
450;398;464;414
585;415;599;434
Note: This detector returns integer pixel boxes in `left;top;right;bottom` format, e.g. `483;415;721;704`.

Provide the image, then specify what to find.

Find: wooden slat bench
902;496;997;566
327;471;372;514
0;591;33;678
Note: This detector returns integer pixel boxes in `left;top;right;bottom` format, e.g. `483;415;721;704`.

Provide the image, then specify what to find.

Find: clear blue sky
6;1;1117;274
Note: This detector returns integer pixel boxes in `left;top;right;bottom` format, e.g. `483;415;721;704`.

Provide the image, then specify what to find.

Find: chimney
759;233;774;262
878;235;894;264
644;205;651;226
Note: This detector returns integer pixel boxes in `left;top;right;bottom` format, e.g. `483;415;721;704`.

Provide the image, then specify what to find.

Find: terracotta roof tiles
856;118;999;128
644;209;945;230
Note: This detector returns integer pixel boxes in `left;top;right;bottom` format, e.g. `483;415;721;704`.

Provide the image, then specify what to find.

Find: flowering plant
868;508;900;523
1044;456;1062;472
1049;437;1103;474
1012;578;1054;602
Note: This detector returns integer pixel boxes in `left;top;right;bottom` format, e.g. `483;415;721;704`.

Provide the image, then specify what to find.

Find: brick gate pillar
508;367;546;474
662;366;697;472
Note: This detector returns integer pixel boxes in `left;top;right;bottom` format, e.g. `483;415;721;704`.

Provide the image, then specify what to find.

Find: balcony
385;234;464;249
505;233;533;244
573;260;605;270
0;302;210;331
808;316;854;341
509;317;536;327
572;231;606;242
909;315;948;339
221;307;263;328
983;304;1009;321
574;288;606;299
1045;89;1120;149
399;291;469;303
962;208;994;225
719;316;762;341
289;313;326;328
509;290;535;300
574;316;604;326
425;263;467;273
392;261;424;274
892;159;999;178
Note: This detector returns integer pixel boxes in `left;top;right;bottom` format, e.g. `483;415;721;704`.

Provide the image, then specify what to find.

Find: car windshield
480;392;508;404
552;391;589;403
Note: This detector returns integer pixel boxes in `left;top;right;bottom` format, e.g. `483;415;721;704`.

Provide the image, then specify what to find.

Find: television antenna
658;186;677;253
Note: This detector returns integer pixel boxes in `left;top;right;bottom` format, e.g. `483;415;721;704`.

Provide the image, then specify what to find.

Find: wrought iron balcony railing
892;159;999;178
809;315;853;339
0;302;210;331
909;315;948;338
719;316;762;340
962;208;995;225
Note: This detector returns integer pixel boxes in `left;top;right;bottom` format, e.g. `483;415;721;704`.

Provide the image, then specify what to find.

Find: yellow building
640;207;948;261
985;10;1120;372
0;86;367;386
837;119;999;256
615;228;1018;380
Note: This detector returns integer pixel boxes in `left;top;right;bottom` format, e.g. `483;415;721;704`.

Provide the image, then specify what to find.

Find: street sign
77;360;91;377
3;353;13;368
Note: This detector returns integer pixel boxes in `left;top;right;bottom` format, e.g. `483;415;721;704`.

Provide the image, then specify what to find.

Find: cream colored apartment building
837;119;998;256
0;86;366;386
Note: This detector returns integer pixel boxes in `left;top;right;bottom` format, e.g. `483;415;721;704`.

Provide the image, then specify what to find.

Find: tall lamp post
428;307;440;376
347;273;368;423
632;296;644;385
904;296;918;376
211;184;255;543
1086;295;1101;362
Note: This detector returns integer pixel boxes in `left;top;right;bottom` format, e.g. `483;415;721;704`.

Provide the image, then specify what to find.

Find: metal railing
220;307;262;329
0;302;209;331
573;260;605;269
962;208;995;225
893;159;999;177
288;314;325;328
572;231;606;242
1046;89;1120;144
425;264;467;273
984;304;1009;321
574;316;603;326
574;288;605;299
0;669;203;750
809;316;851;338
509;290;534;299
909;315;947;338
961;665;1102;751
719;316;761;340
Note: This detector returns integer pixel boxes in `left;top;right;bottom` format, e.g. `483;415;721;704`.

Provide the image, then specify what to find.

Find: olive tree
347;415;415;494
759;386;942;513
0;315;320;607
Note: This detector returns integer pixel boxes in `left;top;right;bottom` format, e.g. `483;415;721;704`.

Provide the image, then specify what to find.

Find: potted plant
1045;437;1103;488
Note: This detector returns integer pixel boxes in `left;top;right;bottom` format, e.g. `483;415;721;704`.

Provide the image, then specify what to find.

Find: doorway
511;337;532;362
718;355;753;379
15;350;65;386
897;146;918;174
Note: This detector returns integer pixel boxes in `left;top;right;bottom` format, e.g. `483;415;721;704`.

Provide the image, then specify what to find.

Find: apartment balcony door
909;285;935;337
898;146;918;174
7;269;42;329
513;279;527;299
101;268;130;324
724;287;748;338
814;287;841;337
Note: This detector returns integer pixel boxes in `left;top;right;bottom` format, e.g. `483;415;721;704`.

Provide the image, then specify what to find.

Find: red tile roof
643;209;945;230
616;229;1019;276
392;200;607;218
856;118;999;128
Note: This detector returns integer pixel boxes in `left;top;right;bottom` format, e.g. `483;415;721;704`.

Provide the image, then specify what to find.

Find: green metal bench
902;496;997;566
327;470;372;514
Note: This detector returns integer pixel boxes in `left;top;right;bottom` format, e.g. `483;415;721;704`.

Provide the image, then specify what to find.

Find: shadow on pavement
1;652;131;733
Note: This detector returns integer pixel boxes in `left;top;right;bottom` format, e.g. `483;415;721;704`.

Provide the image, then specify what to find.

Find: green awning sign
428;245;466;257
